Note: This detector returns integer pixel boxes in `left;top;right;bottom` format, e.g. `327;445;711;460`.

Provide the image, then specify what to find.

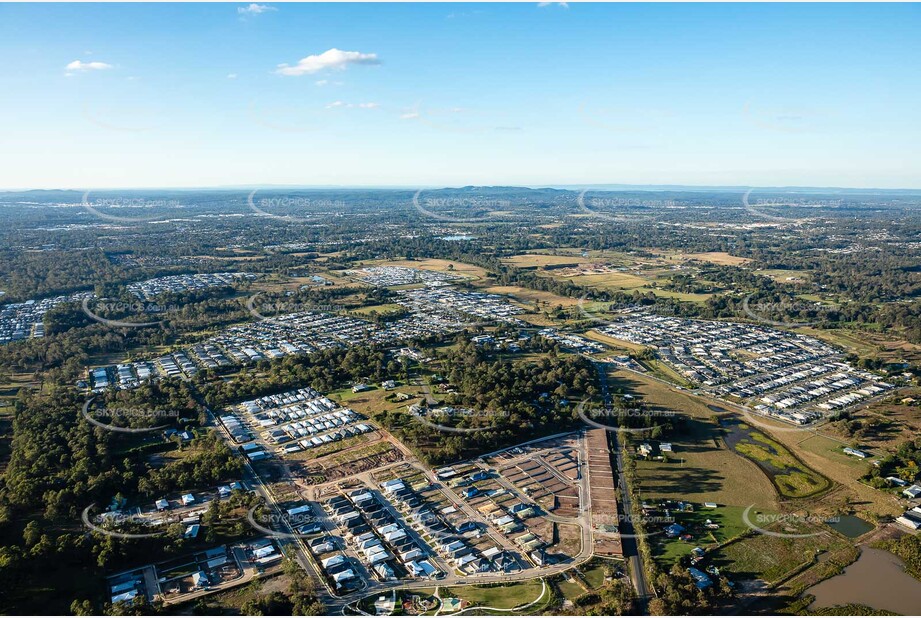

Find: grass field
795;326;921;364
612;369;779;511
543;270;714;302
175;573;290;614
582;330;649;354
794;327;881;357
328;382;428;423
502;254;588;268
0;373;39;405
285;432;373;461
650;505;751;568
288;272;361;289
555;576;586;600
759;268;813;283
794;434;867;470
732;431;830;499
643;359;695;387
672;252;751;266
566;272;652;290
767;424;904;518
369;258;490;281
714;522;852;584
483;285;584;307
499;249;717;302
347;303;404;315
443;580;546;610
580;563;609;589
643;288;716;302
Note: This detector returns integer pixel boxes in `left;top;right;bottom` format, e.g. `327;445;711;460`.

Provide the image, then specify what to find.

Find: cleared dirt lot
499;458;580;515
586;428;622;557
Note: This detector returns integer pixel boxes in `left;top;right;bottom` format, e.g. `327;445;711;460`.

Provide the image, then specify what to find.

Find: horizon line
3;183;921;194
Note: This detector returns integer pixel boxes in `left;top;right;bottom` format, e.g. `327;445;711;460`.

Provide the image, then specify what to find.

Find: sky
0;2;919;190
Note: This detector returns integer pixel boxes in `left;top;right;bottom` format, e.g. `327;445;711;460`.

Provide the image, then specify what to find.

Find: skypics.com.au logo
246;506;335;540
412;189;513;223
81;504;165;540
742;295;838;329
244;292;347;326
247;190;346;222
576;190;662;222
742;188;842;223
82;297;181;329
82;399;183;434
741;506;836;538
411;406;512;435
576;400;678;435
81;191;182;223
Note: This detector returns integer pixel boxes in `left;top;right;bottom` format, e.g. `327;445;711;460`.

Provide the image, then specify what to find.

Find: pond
719;416;829;498
807;547;921;614
825;514;873;539
441;234;476;241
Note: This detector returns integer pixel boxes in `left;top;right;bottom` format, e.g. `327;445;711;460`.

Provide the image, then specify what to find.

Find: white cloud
66;60;113;72
227;73;238;79
238;3;275;15
400;112;421;120
538;2;569;7
327;101;380;110
315;79;328;86
276;48;380;76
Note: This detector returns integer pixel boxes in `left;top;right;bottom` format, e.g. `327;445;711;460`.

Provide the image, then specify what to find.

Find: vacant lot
767;424;904;518
715;521;853;584
503;253;588;268
565;272;652;291
732;430;830;499
371;258;490;281
612;369;779;511
583;330;648;354
759;268;812;283
483;285;583;307
675;251;751;266
347;303;404;316
443;580;546;610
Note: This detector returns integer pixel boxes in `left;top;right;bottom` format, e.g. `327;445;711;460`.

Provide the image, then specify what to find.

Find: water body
441;234;476;241
720;416;828;497
807;547;921;614
825;514;873;539
720;417;751;450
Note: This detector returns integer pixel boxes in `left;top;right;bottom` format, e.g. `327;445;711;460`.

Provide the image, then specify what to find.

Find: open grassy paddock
609;368;780;511
369;258;491;281
442;580;547;610
502;253;589;268
582;329;649;354
483;285;584;307
649;504;752;568
660;251;752;266
713;520;855;584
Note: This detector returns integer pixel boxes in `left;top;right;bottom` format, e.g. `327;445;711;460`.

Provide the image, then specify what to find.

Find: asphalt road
591;359;652;610
187;367;640;615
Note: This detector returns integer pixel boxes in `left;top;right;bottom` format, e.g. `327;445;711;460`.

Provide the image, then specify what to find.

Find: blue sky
1;2;919;189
